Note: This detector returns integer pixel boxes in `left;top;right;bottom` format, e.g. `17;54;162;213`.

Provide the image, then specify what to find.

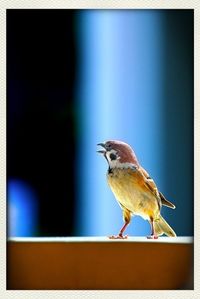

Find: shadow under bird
97;140;176;239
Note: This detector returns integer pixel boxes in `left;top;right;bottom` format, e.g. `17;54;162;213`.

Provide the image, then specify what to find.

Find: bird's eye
106;144;112;150
110;153;117;160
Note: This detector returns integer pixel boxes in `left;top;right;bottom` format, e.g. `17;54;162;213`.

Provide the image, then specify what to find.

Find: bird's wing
139;167;160;197
139;166;176;209
159;191;176;209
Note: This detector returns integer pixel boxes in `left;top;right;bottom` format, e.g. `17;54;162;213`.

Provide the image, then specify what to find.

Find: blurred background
7;9;193;237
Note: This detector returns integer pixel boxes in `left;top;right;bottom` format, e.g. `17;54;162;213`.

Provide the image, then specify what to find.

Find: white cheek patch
109;159;120;168
106;151;137;170
106;150;118;164
106;150;133;169
105;148;138;170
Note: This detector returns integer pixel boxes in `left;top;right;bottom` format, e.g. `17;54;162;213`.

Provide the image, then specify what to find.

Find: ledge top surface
8;236;193;244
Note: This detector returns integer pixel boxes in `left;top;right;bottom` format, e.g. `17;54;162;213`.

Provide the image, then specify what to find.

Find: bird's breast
107;168;159;219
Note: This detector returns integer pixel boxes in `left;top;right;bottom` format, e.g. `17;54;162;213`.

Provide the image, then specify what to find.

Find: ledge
7;236;194;290
8;236;193;243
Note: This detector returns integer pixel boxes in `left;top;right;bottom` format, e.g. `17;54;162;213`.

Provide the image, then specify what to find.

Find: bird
97;140;176;239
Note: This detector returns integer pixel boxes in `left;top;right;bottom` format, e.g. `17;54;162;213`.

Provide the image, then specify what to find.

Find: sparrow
97;140;176;239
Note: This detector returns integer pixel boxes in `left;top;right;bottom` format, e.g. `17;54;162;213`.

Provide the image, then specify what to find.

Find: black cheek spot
110;153;117;160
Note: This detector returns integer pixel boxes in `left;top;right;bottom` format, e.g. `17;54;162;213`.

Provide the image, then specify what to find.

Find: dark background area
163;10;194;236
7;10;77;236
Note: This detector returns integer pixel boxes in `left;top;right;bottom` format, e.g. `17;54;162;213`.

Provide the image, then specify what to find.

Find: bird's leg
109;209;131;239
147;218;158;239
109;220;130;239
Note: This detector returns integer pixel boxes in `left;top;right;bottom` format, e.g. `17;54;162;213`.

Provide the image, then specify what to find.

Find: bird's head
97;140;139;169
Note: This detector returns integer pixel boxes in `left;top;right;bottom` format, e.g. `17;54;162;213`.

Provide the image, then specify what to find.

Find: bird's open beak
97;143;106;154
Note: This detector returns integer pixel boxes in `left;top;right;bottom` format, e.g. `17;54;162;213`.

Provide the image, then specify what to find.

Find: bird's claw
108;234;128;239
147;235;158;239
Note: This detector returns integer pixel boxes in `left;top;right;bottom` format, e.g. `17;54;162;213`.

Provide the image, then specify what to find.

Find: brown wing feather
139;167;159;195
139;167;176;209
159;191;176;209
138;167;161;209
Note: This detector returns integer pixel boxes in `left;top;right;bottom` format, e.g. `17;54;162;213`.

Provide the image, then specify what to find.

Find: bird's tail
154;215;176;237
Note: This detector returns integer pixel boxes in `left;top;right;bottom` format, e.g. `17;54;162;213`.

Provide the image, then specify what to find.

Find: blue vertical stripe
76;10;166;236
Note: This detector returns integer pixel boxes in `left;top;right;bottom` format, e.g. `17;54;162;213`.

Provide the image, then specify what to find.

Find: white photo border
0;1;199;298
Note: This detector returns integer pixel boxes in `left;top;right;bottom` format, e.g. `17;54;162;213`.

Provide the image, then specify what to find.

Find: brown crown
105;140;139;166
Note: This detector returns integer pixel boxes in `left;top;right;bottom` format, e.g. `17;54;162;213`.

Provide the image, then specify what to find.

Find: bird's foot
147;235;158;239
108;234;128;239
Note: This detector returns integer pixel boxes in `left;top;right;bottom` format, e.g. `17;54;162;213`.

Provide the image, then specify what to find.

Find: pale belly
107;168;159;220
